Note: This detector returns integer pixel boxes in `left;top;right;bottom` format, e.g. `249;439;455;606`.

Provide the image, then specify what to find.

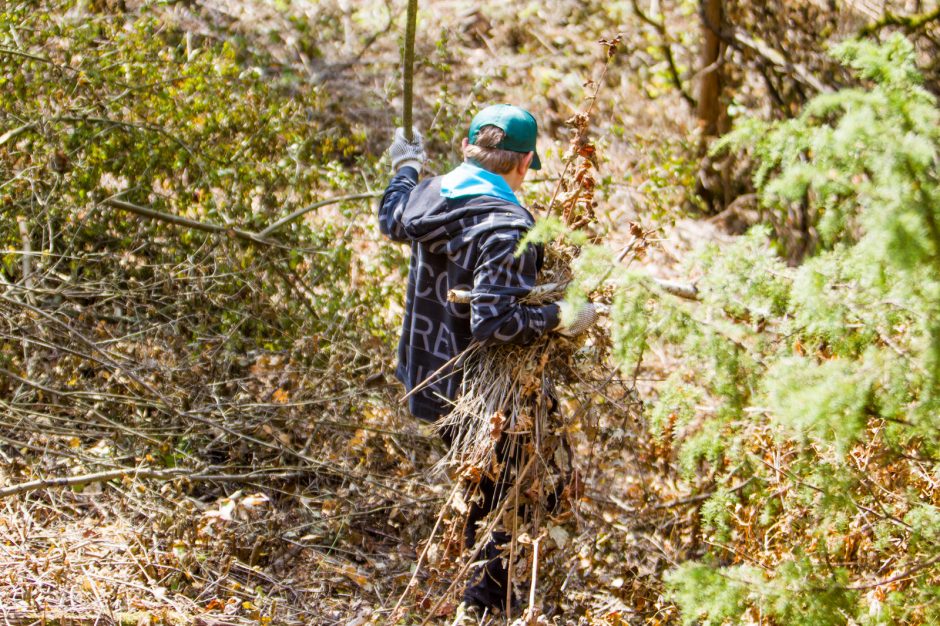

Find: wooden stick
446;277;698;305
447;282;565;304
526;535;542;623
402;0;419;140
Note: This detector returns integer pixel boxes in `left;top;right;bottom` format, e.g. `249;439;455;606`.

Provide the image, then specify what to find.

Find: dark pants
443;399;569;612
461;435;519;611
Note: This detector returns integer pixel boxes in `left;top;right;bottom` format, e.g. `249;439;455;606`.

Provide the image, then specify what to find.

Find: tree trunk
697;0;723;139
694;0;730;214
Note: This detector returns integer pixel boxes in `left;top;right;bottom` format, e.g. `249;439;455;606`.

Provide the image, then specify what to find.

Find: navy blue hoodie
379;166;561;421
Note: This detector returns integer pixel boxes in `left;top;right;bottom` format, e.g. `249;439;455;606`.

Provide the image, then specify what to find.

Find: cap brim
530;151;541;171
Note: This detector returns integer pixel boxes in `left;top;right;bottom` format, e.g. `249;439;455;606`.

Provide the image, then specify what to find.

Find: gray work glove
555;301;598;337
389;127;426;172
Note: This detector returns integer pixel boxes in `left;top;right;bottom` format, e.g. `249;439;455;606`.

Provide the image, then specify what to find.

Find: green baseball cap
468;104;542;170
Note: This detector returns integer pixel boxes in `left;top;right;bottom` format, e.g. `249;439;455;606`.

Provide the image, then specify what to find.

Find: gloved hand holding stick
389;127;426;172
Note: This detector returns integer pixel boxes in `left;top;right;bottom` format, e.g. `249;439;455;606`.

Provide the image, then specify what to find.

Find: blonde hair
463;125;528;174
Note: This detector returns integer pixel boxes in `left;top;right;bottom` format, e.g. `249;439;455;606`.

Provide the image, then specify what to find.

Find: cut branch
259;191;382;237
0;468;190;499
0;467;308;499
103;197;276;246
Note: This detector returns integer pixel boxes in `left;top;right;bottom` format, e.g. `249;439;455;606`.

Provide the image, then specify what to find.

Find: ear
517;151;534;174
461;137;470;154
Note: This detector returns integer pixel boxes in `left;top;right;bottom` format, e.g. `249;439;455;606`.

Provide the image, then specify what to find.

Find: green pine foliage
658;35;940;625
540;34;940;624
664;562;750;626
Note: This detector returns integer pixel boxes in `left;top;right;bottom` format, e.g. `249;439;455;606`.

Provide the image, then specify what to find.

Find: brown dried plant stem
544;37;619;217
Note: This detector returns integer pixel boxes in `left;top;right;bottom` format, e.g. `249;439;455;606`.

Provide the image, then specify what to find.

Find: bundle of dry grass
435;248;574;478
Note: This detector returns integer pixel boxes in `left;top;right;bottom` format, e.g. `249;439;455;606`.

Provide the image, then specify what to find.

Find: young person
379;104;595;613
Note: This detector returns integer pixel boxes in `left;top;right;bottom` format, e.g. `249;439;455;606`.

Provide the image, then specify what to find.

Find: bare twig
0;46;57;65
847;552;940;590
259;192;381;237
0;466;312;499
0;122;38;147
102;197;276;246
0;467;190;499
388;480;461;621
16;216;34;303
631;0;696;107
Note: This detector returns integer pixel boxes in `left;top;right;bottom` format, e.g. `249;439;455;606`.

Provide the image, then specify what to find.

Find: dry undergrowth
0;4;710;625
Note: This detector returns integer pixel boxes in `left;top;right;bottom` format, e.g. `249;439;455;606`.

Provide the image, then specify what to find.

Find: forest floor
0;221;726;626
0;1;734;624
1;221;718;625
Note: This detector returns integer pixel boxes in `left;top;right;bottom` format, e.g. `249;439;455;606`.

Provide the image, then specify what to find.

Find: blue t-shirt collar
440;162;520;205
